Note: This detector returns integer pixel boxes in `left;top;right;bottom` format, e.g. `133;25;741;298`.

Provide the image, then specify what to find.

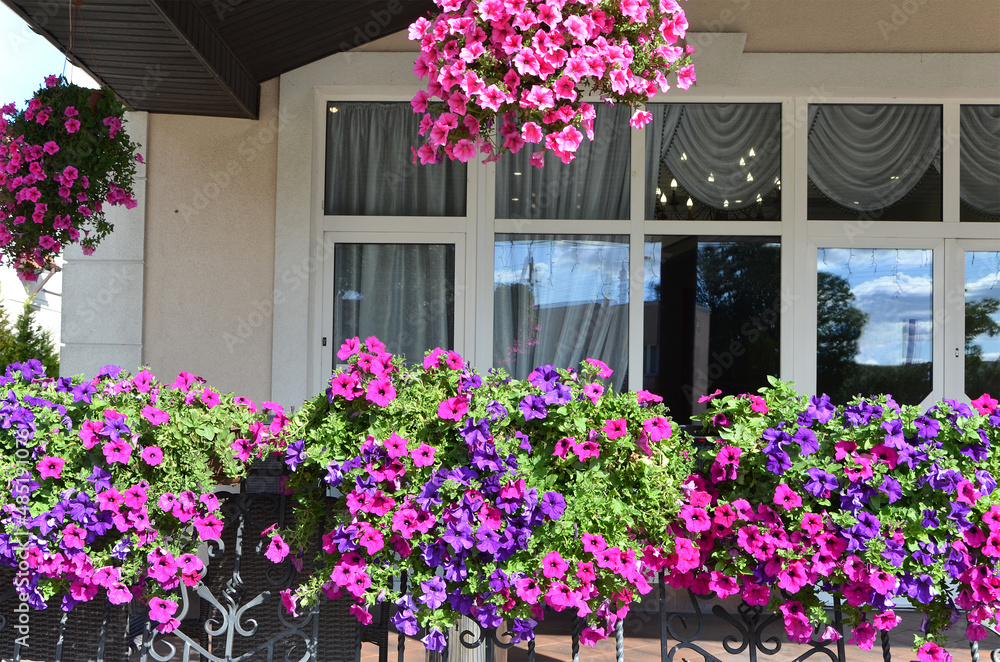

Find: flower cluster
0;75;140;279
408;0;695;166
267;337;692;649
686;380;1000;659
0;359;282;632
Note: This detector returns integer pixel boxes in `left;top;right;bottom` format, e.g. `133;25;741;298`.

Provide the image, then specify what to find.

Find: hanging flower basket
0;75;141;280
409;0;696;167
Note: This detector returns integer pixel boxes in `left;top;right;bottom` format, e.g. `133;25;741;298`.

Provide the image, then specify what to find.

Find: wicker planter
0;565;128;662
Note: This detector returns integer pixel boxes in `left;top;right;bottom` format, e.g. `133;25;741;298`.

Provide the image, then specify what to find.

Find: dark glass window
644;236;781;421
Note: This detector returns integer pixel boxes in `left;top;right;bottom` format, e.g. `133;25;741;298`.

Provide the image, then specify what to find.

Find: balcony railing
0;483;995;662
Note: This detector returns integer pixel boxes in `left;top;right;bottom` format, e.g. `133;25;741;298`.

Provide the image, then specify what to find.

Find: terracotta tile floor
359;609;1000;662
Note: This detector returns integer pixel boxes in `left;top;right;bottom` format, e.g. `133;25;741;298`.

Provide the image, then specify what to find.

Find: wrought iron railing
0;481;995;662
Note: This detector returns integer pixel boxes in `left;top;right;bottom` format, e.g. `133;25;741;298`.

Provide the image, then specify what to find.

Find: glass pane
495;106;630;220
494;235;628;390
644;237;781;421
334;244;455;365
960;105;1000;222
816;248;933;404
325;102;466;216
808;105;942;221
965;251;1000;398
646;104;782;220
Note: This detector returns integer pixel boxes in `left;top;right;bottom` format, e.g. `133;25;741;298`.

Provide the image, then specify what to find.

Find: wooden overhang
2;0;435;119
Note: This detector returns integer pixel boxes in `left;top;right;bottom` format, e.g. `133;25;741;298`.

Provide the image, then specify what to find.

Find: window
644;236;781;419
960;105;1000;222
965;251;1000;398
333;243;456;366
646;104;782;220
808;105;942;221
325;102;466;216
496;106;630;220
494;235;629;391
293;94;998;406
816;248;933;404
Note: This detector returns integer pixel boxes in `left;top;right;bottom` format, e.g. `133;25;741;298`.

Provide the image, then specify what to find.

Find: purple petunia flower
807;394;836;424
976;469;997;495
921;509;940;528
324;460;343;486
543;383;572;406
443;557;468;582
803;468;838;497
443;521;475;553
539;491;566;520
486;400;509;422
881;419;904;447
284;440;306;471
519;395;548;421
879;476;903;503
459;417;491;446
881;540;905;568
515;431;532;452
418;577;447;610
422;628;447;652
793;428;818;455
422;540;446;568
448;590;474;615
914;416;940;439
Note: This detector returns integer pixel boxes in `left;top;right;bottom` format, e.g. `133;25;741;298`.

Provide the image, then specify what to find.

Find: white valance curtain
325;102;466;216
646;104;782;216
960;105;1000;218
333;244;455;365
495;105;631;220
807;105;941;213
493;235;629;391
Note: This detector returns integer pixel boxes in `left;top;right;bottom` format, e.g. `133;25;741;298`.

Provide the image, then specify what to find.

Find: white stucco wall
139;79;280;402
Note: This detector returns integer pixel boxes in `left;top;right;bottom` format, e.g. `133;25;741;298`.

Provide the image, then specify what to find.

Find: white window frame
271;49;1000;408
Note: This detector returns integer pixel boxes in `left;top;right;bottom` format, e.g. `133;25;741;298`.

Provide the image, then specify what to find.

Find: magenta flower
193;514;224;541
602;418;627;439
265;534;290;563
141;405;169;425
642;416;672;442
411;443;436;467
102;438;132;464
140;446;164;466
437;395;469;421
37;455;65;479
366;378;396;407
200;389;220;408
773;484;802;510
542;551;569;579
148;597;178;623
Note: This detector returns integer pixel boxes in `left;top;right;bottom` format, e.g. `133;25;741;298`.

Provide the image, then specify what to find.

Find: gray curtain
325;102;466;216
960;105;1000;217
647;104;782;215
495;106;631;220
808;105;941;213
333;244;454;366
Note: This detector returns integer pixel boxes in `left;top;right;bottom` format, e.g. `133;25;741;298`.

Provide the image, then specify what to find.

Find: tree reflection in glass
816;248;933;404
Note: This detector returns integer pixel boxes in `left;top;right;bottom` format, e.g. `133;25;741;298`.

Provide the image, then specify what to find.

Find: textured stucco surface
142;79;279;402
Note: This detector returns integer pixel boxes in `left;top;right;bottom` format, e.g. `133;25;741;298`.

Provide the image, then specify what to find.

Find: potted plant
262;337;693;648
408;0;696;166
0;75;142;280
0;359;285;633
687;380;1000;661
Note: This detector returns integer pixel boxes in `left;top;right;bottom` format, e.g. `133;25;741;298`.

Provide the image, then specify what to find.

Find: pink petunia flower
37;455;65;479
140;446;163;466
